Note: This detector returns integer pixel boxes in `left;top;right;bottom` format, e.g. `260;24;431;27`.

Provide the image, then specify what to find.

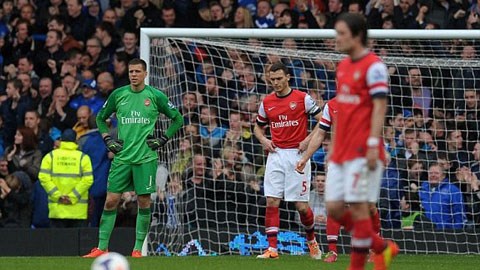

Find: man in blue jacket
419;163;466;229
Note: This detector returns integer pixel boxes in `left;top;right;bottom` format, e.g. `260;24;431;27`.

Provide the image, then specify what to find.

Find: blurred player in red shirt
254;62;323;259
328;13;398;270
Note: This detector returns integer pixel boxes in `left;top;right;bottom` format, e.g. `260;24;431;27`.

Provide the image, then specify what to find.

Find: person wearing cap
69;78;105;114
38;129;93;228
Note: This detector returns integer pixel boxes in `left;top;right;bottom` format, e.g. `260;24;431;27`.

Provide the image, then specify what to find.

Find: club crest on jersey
144;98;151;106
354;71;361;81
289;101;297;110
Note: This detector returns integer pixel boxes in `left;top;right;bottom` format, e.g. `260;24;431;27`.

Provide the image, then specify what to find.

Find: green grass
1;254;480;270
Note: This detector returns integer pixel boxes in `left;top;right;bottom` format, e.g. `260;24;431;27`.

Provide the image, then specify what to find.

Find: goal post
141;28;480;256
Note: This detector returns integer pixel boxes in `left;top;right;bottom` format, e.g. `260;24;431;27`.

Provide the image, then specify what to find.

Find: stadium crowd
0;0;478;239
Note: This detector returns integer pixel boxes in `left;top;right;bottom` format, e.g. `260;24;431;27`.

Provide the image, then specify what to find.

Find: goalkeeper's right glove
104;135;123;154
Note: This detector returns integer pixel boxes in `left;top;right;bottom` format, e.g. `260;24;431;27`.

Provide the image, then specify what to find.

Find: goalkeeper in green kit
83;58;183;258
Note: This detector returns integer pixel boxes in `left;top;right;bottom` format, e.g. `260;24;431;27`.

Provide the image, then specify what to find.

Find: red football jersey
257;89;321;149
319;97;339;132
330;52;389;163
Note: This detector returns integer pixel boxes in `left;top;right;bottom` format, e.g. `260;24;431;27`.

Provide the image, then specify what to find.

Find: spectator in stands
276;9;298;28
393;0;417;29
36;0;68;34
455;89;480;145
405;68;432;117
325;0;344;28
66;0;96;44
69;79;105;114
471;142;480;179
181;91;199;125
35;30;66;79
419;163;466;229
238;65;267;97
116;31;139;61
85;0;102;23
62;74;80;98
121;0;162;32
85;37;110;75
160;5;179;28
102;8;118;26
17;73;37;104
210;1;228;27
6;19;37;65
2;79;33;136
447;129;471;169
47;87;77;131
455;166;480;225
96;72;115;99
466;5;480;29
112;52;130;88
39;129;93;228
95;22;119;58
5;126;42;182
308;173;327;228
255;0;275;28
380;151;402;228
77;116;110;227
0;173;31;228
47;15;82;52
203;76;233;124
17;56;39;89
232;7;255;28
171;136;198;175
24;110;53;156
273;2;289;25
199;105;227;157
36;77;53;117
72;106;92;140
224;111;260;164
348;0;364;15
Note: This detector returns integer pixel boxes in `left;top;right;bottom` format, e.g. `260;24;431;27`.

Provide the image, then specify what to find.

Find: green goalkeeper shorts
107;159;157;195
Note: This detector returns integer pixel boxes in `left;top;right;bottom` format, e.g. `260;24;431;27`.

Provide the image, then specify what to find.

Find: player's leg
367;161;399;270
132;160;158;257
324;216;341;262
257;151;283;259
324;163;344;262
83;161;133;257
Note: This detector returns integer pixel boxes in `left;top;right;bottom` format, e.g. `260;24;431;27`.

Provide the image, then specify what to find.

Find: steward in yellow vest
39;129;93;228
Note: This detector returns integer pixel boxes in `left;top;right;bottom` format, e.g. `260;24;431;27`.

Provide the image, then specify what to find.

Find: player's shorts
107;159;157;195
264;148;311;202
325;158;383;203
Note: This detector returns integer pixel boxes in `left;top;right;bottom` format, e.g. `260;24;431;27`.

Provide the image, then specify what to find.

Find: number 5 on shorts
302;180;307;193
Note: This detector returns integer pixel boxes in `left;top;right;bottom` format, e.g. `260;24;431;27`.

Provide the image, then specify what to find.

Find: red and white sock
265;206;279;251
371;208;381;235
300;207;315;242
326;216;341;253
350;218;373;270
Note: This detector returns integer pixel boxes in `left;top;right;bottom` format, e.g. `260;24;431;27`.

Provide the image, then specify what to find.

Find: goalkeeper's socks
265;206;279;249
134;208;151;251
350;218;373;270
326;216;341;253
300;207;315;241
98;209;118;250
371;208;381;235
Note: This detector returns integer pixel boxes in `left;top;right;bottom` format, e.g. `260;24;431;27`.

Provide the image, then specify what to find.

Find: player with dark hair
254;61;323;259
325;13;398;269
83;58;183;258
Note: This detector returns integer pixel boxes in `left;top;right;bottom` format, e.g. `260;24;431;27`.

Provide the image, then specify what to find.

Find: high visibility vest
39;141;93;219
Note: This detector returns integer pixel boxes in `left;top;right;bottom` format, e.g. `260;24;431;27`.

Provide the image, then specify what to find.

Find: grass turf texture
1;255;480;270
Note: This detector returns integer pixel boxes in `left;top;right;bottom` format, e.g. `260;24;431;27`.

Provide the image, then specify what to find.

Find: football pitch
2;255;480;270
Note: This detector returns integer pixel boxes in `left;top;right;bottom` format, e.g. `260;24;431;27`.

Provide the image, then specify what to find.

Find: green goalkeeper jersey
97;84;183;164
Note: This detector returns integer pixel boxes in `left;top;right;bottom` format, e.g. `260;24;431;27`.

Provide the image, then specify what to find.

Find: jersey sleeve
96;90;117;134
366;61;389;98
256;101;268;126
319;103;331;131
304;94;321;116
155;89;184;139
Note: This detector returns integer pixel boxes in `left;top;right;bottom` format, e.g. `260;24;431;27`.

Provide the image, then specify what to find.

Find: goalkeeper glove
104;135;123;154
146;134;168;150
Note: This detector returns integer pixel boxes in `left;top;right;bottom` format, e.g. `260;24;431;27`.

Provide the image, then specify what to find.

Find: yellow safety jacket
38;141;93;219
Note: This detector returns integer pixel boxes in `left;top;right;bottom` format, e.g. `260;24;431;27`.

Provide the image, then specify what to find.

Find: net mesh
147;35;480;255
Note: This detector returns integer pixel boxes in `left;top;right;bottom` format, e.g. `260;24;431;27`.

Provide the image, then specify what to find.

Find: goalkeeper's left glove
146;134;168;150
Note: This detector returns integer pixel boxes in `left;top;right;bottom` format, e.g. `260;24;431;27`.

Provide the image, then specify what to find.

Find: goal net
143;29;480;255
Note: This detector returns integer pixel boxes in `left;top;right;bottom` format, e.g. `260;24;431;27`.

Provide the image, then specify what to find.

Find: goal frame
140;28;480;84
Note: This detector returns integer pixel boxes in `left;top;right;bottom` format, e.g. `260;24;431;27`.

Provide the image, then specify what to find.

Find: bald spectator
66;0;96;43
34;29;66;78
115;31;139;61
24;110;54;155
46;87;77;131
85;37;110;75
36;77;53;117
255;0;275;28
69;79;105;114
96;72;115;98
120;0;162;32
73;106;92;139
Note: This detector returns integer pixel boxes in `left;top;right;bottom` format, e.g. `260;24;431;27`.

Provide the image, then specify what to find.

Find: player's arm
147;91;184;150
254;102;276;153
366;62;389;170
96;91;123;154
298;94;322;152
